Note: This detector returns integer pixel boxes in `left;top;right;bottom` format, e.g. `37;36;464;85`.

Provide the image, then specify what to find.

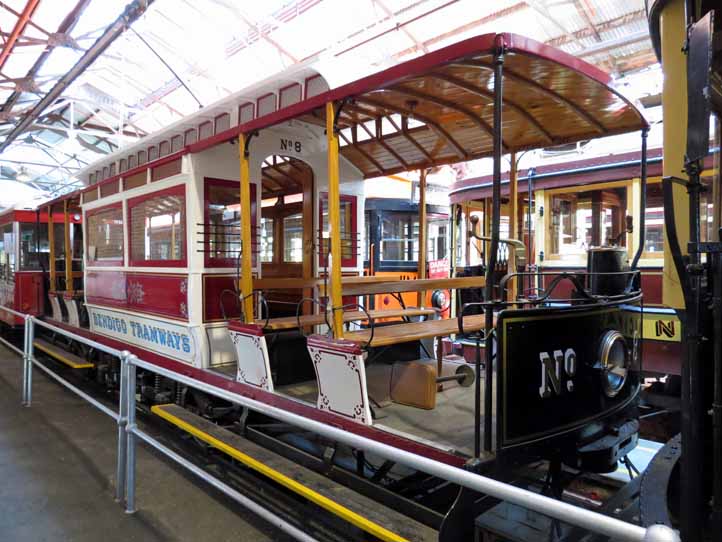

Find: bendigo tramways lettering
539;348;577;398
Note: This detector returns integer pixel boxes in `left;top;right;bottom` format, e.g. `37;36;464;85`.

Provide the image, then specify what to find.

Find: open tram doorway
259;155;314;318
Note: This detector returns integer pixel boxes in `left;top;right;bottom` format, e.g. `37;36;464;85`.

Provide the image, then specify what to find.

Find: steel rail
127;355;679;542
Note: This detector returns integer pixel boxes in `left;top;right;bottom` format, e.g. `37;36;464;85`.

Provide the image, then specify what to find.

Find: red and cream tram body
26;33;648;471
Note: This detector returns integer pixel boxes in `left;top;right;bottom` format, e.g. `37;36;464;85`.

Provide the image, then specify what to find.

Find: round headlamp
598;330;628;397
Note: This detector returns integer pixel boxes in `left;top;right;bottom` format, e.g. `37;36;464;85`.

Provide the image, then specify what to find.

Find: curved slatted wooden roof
199;33;647;178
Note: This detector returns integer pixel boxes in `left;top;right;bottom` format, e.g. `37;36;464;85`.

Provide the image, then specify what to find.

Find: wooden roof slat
357;96;468;160
454;59;607;135
263;160;299;187
356;118;409;169
385;84;507;150
338;130;385;174
389;114;433;162
430;71;555;145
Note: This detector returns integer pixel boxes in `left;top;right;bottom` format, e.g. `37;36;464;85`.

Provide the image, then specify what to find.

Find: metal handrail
1;307;321;542
0;304;679;542
126;355;678;542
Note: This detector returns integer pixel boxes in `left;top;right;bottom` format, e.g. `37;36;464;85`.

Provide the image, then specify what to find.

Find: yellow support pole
661;0;689;309
239;133;254;323
48;204;55;291
326;102;345;339
63;200;72;294
417;169;427;307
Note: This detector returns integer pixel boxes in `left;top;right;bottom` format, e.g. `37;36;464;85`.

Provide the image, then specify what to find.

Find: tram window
203;179;257;267
700;175;715;243
0;223;14;277
549;188;627;260
644;183;664;254
19;223;49;270
364;211;371;262
319;194;356;267
283;213;303;262
87;205;123;263
380;212;418;262
550;195;590;256
260;217;274;263
130;186;185;265
52;222;65;260
427;217;448;261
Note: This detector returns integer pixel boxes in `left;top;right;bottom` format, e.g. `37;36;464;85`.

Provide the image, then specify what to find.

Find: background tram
363;197;451;317
0;206;81;327
449;144;720;377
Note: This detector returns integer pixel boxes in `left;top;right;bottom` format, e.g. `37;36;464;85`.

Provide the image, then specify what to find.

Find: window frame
543;179;632;265
203;178;257;268
318;192;357;268
128;184;187;267
85;202;124;267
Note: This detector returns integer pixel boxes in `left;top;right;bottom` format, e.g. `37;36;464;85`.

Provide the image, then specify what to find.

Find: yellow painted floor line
152;404;409;542
33;341;94;369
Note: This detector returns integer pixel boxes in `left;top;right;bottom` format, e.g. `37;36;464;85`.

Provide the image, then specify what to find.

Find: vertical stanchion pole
21;314;30;405
125;354;137;514
25;317;34;407
417;169;428;308
326;101;344;339
239;133;254;324
116;351;130;503
482;38;504;454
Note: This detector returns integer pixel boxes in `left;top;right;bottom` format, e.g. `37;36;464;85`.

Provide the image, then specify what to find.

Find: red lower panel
47;319;467;467
203;274;240;322
87;271;188;320
644;340;682;376
86;270;126;308
0;272;43;326
540;267;663;305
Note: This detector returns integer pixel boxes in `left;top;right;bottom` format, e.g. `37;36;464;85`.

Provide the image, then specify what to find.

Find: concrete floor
0;344;293;542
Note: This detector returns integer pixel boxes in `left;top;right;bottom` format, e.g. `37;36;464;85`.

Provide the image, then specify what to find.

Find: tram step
33;339;94;369
151;403;438;542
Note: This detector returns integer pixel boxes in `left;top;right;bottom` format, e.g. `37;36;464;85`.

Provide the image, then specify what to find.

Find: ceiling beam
0;0;153;153
574;0;601;42
0;0;41;72
546;9;646;48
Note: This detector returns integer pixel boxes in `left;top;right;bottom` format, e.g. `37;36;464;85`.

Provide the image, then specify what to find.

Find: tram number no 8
280;138;302;153
538;348;577;398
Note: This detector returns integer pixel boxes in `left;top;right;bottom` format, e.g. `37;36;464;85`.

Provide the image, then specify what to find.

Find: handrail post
124;354;138;514
24;316;35;407
115;350;130;503
21;314;30;405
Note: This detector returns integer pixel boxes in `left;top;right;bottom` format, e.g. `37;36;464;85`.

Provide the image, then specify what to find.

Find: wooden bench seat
344;314;492;347
256;307;436;331
253;275;395;290
319;276;486;297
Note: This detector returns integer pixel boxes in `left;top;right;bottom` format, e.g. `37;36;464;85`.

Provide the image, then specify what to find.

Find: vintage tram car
2;31;675;540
